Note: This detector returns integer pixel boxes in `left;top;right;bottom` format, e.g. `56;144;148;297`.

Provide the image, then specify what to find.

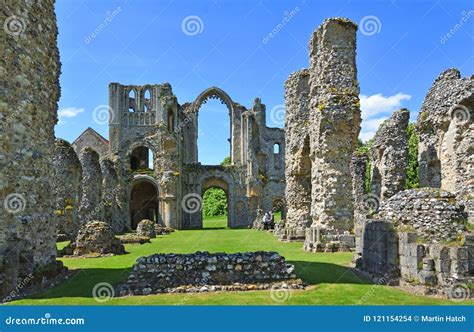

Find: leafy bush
203;188;227;217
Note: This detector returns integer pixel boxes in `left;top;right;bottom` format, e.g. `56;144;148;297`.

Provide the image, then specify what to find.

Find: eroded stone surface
119;251;302;295
73;221;125;256
136;219;156;238
370;109;409;202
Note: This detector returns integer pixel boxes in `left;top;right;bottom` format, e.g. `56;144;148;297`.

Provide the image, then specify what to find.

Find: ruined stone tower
282;18;361;250
1;0;63;297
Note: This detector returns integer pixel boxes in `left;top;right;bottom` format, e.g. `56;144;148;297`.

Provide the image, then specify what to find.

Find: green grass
9;220;471;305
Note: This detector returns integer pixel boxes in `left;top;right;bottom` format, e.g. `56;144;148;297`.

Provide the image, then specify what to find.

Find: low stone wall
119;251;303;295
304;226;356;252
399;232;473;296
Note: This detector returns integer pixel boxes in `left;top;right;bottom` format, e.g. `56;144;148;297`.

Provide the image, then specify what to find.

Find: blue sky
55;0;473;164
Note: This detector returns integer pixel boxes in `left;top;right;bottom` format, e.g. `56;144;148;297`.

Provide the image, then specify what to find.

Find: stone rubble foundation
119;251;304;296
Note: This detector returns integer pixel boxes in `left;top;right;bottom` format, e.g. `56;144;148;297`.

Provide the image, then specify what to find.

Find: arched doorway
130;179;159;229
272;198;287;222
201;177;229;229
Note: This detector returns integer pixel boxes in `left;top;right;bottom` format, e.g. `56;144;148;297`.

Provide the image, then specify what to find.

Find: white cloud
359;93;411;142
360;93;411;120
57;107;84;125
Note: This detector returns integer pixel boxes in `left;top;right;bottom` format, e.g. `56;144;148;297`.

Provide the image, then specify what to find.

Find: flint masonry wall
308;18;361;232
100;158;126;232
120;251;300;295
283;69;312;232
370;109;409;202
78;148;103;224
352;153;368;260
417;69;473;197
53;139;82;240
0;0;61;297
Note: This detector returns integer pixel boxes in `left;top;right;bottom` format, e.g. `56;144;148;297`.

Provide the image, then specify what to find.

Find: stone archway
192;87;238;165
201;177;230;227
129;179;159;229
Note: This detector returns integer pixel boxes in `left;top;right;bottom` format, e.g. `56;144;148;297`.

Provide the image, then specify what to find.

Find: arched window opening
128;89;136;112
274;143;280;154
197;98;231;165
143;89;152;112
167;109;175;132
130;146;154;171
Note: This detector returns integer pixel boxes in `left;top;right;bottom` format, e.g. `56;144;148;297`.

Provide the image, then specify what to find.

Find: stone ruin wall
78;148;103;225
308;18;361;233
0;0;63;298
351;153;368;261
53;139;82;240
370;109;409;202
119;251;301;295
283;69;312;234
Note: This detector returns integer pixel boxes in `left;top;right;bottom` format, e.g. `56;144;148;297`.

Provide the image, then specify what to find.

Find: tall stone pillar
53;139;82;240
352;153;368;263
308;18;361;233
370;109;409;202
280;69;311;241
78;148;103;224
1;0;64;298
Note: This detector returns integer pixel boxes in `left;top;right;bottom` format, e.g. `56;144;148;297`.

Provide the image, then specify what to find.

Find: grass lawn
9;216;471;305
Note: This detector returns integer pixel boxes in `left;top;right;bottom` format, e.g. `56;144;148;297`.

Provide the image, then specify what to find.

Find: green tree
220;156;231;166
405;123;419;189
202;188;227;217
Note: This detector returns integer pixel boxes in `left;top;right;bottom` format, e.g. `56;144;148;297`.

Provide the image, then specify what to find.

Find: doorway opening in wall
272;199;286;223
202;187;228;229
130;180;159;229
197;98;231;165
130;146;154;171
